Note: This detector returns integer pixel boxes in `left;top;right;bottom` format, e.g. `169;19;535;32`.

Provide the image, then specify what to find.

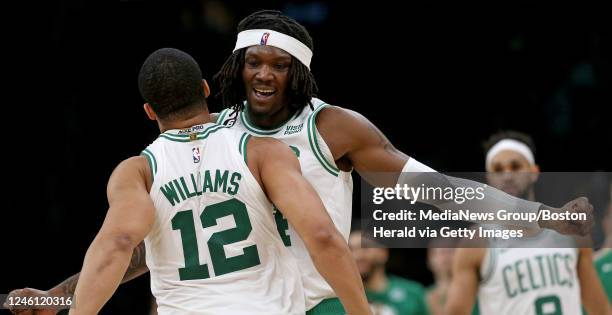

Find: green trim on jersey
158;124;226;142
216;109;230;125
238;133;251;164
240;111;282;135
306;297;345;315
480;248;498;284
239;104;305;135
366;275;428;315
141;149;157;180
306;103;340;177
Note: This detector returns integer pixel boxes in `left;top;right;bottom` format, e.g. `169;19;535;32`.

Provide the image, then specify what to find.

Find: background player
348;228;428;315
445;131;609;315
594;183;612;304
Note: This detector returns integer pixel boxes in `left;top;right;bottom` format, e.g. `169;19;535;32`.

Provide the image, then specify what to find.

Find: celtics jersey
594;249;612;303
141;123;304;315
218;98;354;310
477;230;581;315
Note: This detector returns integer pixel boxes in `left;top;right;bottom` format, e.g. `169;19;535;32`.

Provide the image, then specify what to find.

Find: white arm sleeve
398;158;541;228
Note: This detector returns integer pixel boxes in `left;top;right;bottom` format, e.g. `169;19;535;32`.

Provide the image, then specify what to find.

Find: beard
517;187;530;200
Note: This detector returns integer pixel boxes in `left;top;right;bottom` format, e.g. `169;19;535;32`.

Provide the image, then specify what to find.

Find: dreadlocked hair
213;10;318;119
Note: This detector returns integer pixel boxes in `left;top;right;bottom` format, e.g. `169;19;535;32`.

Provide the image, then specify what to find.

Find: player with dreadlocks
214;10;317;116
7;9;595;315
210;11;593;313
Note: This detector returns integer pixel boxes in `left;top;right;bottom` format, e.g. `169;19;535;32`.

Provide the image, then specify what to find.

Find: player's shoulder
248;136;293;155
313;101;369;139
315;102;355;122
246;136;299;178
313;99;373;133
115;155;149;173
454;245;487;269
108;155;151;189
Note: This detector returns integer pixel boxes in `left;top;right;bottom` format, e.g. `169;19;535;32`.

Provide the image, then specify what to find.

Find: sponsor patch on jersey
284;123;303;135
192;147;201;163
178;124;205;134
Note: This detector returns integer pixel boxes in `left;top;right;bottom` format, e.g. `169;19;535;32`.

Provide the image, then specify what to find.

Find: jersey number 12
171;198;261;280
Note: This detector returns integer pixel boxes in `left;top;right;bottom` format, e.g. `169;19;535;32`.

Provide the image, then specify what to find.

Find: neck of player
158;109;212;133
246;104;296;129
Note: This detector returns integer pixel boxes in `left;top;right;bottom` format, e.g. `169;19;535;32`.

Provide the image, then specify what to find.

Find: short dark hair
214;10;318;115
483;130;537;157
138;48;206;120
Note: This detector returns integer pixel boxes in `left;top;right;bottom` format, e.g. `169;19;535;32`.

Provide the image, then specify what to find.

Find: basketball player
348;228;428;315
425;238;457;315
7;10;594;315
54;48;369;314
594;184;612;304
444;131;609;315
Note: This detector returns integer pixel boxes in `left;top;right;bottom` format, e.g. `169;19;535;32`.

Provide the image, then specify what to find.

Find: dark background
3;1;611;313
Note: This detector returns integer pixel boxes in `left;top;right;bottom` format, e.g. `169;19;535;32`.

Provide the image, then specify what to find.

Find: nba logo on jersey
260;32;270;45
192;147;201;163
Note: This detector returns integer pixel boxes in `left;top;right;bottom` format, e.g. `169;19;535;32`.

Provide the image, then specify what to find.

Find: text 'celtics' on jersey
477;229;581;315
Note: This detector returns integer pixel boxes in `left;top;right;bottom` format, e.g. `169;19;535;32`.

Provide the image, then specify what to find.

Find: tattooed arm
315;105;408;177
4;242;148;315
52;241;148;296
314;106;593;235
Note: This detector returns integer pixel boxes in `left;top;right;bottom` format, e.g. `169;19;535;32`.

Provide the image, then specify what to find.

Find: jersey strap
306;103;340;176
141;148;157;181
238;132;252;164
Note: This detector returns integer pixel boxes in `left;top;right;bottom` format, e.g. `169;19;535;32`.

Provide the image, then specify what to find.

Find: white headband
233;29;313;70
486;139;535;167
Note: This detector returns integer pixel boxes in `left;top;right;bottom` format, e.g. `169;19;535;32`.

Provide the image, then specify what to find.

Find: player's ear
202;79;210;98
530;164;540;183
143;103;157;121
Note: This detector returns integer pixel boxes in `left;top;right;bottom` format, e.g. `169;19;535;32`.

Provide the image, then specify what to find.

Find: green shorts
306;297;346;315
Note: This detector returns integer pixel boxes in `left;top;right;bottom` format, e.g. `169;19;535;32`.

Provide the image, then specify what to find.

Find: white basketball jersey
218;98;354;310
142;123;304;315
477;230;581;315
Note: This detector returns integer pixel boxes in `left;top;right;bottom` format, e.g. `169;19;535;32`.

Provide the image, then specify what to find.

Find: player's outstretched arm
247;137;371;315
68;156;155;315
50;241;149;295
578;247;611;315
5;242;148;315
316;106;594;235
444;247;484;315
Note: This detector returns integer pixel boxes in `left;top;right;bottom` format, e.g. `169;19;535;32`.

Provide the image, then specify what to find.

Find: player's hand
4;288;59;315
539;197;594;236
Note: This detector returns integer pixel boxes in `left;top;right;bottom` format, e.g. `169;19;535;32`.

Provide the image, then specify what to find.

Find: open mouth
253;87;276;99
